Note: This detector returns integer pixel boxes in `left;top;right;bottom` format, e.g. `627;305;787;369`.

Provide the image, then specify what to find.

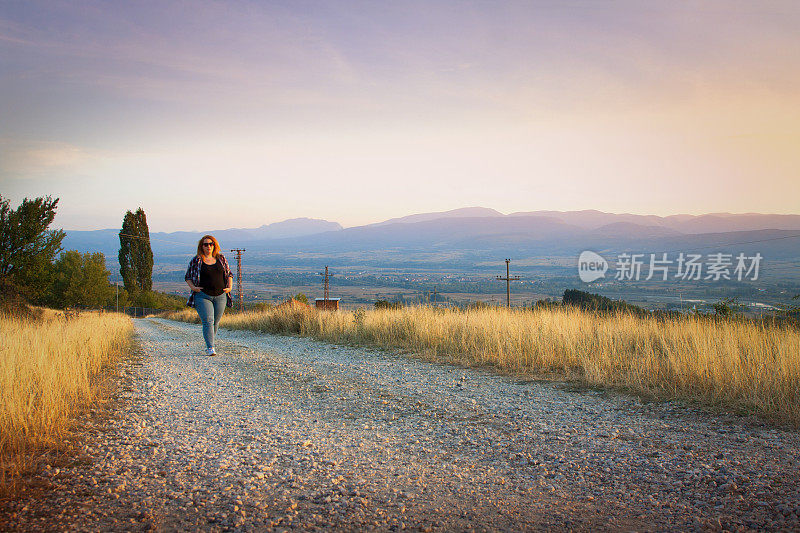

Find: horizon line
59;207;800;233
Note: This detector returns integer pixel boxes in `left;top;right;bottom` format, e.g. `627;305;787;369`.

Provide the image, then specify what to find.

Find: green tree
49;251;114;308
118;208;153;295
712;297;743;318
0;195;65;301
294;292;309;304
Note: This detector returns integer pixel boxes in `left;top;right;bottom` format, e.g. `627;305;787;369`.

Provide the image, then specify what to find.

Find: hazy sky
2;1;799;231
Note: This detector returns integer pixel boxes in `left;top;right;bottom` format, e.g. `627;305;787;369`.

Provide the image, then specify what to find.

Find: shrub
562;288;646;316
712;297;743;318
294;293;309;304
375;299;403;310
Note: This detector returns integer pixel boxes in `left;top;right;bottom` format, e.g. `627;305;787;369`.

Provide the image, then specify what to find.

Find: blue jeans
194;291;227;349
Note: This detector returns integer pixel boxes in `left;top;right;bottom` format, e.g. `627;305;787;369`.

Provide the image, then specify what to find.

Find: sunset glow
2;1;799;231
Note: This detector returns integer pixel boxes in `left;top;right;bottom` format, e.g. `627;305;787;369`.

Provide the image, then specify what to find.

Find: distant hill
61;208;800;270
589;222;682;239
62;217;342;257
509;210;800;234
264;217;799;259
264;215;583;252
211;218;343;241
371;206;503;226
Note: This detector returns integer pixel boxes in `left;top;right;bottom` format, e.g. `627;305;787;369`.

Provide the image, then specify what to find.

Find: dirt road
3;318;799;531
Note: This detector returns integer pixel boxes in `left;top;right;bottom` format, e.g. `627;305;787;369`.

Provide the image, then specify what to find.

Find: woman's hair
196;235;221;258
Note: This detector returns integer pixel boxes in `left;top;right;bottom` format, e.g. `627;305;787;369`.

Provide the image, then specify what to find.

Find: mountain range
366;207;800;235
62;208;800;270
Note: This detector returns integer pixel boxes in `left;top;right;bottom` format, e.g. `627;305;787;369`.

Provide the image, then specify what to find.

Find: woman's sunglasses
203;242;214;247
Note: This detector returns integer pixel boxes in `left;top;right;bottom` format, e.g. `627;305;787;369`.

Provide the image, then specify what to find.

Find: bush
712;297;743;318
532;298;559;310
248;302;273;312
130;290;185;310
562;289;646;316
294;293;309;304
463;301;494;310
375;299;403;310
0;279;42;320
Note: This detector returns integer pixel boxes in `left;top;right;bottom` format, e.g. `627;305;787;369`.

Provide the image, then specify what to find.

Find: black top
200;260;226;296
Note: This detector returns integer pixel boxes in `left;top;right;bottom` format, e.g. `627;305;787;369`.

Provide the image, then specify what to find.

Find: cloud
3;1;799;115
0;1;364;104
2;1;799;229
0;139;98;178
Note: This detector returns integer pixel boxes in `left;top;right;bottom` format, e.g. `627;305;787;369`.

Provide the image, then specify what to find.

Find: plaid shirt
185;254;233;307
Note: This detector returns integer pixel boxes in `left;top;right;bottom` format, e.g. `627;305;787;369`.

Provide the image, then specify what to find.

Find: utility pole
324;266;329;302
230;248;246;310
319;266;334;303
429;286;437;305
496;258;521;308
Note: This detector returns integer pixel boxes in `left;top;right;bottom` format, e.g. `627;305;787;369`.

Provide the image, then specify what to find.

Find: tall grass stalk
170;305;800;424
0;311;133;491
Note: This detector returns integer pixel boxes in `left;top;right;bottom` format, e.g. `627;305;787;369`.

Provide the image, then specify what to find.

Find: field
0;310;133;494
169;305;800;425
152;258;800;313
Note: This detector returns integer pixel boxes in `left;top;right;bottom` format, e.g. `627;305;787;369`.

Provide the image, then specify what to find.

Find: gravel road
3;317;800;532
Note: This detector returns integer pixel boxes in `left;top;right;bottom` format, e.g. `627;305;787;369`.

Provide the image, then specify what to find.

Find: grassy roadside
0;310;134;495
168;305;800;426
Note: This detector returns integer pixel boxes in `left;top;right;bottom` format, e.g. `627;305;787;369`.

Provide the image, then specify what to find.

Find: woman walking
185;235;233;356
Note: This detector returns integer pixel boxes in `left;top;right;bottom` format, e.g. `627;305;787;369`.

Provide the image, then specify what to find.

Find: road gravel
2;317;799;532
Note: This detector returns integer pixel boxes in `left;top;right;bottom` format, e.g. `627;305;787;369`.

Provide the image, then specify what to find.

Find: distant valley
63;207;800;310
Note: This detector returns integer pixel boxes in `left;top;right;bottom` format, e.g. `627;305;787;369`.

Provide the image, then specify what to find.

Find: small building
315;298;340;311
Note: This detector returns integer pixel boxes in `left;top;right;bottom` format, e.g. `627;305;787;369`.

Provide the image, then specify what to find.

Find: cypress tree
118;208;153;294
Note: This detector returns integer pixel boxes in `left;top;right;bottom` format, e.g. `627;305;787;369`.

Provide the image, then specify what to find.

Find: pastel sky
2;1;799;231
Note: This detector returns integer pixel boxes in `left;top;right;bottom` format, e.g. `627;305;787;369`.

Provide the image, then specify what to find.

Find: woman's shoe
206;347;216;356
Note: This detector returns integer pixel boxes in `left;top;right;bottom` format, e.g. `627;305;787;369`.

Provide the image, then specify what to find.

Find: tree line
0;194;183;313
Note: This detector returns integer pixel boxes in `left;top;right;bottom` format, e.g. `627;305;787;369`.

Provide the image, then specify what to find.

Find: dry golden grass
169;305;800;425
0;310;133;492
